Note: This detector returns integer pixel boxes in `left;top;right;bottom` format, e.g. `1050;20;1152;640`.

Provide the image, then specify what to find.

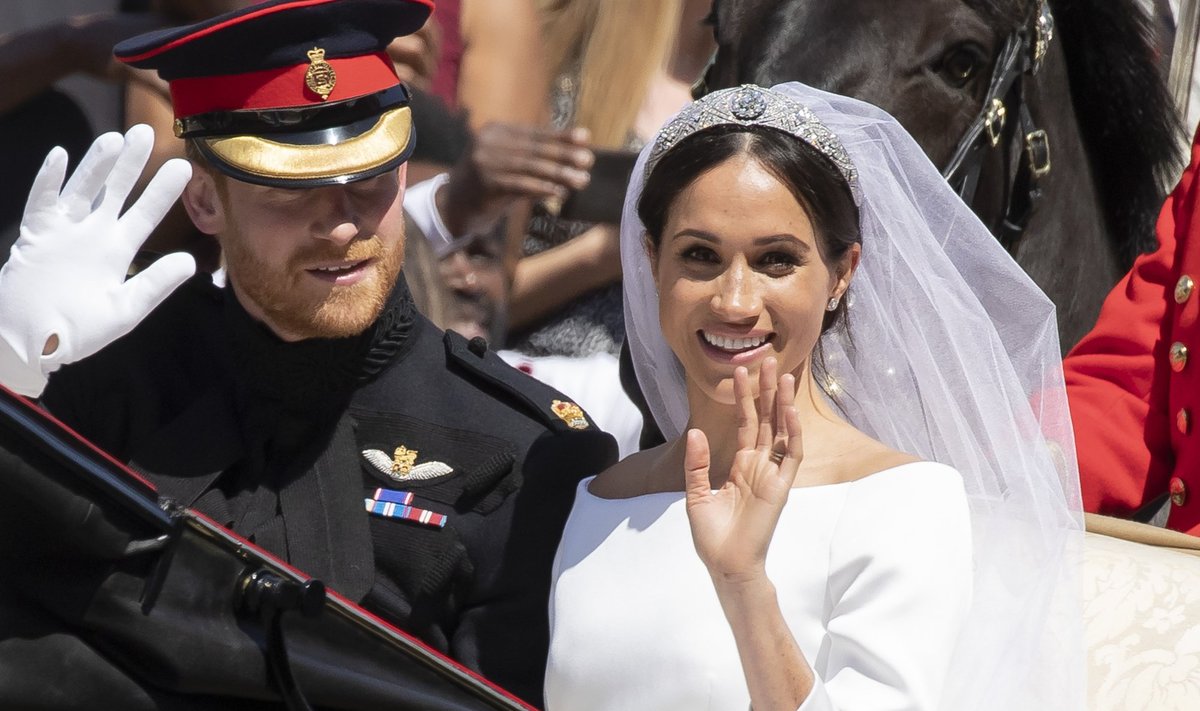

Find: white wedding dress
544;462;972;711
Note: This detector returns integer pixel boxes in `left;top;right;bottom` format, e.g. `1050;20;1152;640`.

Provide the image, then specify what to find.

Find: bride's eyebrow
669;229;720;244
667;229;809;251
754;235;808;250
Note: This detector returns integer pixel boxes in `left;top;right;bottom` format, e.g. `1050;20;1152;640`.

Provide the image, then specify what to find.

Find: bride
544;83;1085;711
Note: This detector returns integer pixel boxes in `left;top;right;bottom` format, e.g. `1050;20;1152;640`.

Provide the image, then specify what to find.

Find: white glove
0;124;196;397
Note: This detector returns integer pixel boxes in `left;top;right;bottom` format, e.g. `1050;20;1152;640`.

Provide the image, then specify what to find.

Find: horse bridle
942;1;1055;254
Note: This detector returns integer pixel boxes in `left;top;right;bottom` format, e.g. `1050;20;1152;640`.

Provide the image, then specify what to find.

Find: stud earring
826;296;840;312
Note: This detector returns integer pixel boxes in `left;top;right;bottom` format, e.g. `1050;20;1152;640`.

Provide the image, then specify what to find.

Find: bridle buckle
985;99;1007;147
1032;0;1055;75
1025;129;1051;178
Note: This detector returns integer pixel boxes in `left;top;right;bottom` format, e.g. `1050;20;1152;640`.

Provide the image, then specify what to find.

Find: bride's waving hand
685;358;803;582
684;357;819;711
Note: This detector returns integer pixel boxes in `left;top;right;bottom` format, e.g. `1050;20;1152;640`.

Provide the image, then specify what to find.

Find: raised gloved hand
0;124;196;397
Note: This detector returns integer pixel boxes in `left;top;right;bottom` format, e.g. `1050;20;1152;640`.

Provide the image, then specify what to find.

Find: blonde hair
538;0;681;148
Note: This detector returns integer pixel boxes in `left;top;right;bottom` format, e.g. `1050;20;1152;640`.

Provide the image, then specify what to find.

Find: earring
826;296;840;312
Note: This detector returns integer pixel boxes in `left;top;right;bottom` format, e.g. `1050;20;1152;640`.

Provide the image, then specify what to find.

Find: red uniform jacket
1064;130;1200;534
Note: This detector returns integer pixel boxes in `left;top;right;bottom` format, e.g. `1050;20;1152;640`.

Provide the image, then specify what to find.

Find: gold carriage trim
201;105;412;181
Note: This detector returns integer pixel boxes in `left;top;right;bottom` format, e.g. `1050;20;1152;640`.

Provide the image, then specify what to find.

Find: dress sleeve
802;465;973;711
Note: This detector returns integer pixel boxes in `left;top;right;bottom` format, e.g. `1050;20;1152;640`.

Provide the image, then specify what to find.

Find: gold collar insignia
551;400;590;430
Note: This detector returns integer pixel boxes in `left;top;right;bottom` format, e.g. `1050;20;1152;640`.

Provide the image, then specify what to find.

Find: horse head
706;0;1183;349
707;0;1028;167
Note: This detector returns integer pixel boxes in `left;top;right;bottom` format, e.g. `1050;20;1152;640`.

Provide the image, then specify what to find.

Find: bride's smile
696;328;776;364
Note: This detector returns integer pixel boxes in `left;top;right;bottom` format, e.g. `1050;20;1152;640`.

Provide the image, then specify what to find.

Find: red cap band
168;51;399;119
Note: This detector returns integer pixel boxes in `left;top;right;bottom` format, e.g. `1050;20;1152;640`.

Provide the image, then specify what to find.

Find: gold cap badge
305;47;337;101
551;400;590;430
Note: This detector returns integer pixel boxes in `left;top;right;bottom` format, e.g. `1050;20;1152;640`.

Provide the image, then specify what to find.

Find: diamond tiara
644;85;858;193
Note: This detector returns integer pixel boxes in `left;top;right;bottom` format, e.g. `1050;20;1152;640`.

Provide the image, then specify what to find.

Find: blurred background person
407;0;548;184
507;0;714;349
488;0;716;456
424;0;546;130
398;0;551;339
0;5;159;254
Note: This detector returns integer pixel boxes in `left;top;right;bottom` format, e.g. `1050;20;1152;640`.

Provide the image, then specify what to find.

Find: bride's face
651;153;854;405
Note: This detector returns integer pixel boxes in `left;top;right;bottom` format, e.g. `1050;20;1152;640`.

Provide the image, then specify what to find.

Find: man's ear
181;168;226;236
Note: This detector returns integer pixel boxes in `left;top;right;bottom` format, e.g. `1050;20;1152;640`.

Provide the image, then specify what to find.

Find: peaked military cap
114;0;433;188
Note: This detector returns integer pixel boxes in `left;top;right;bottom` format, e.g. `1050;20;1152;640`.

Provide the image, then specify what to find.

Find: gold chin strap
203;105;412;181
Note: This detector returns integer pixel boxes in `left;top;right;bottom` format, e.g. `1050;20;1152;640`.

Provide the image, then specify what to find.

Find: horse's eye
939;45;986;88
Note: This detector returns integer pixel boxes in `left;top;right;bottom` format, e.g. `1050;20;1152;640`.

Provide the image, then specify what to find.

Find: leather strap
941;3;1053;254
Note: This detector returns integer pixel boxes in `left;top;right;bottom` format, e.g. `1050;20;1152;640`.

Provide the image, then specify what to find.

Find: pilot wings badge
362;445;454;483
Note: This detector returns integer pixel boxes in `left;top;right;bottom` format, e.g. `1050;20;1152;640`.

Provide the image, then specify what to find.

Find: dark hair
637;124;860;333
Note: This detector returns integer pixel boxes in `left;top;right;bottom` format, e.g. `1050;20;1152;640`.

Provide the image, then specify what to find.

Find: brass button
1170;477;1188;507
173;118;184;138
1177;275;1195;304
1178;408;1192;434
1170;342;1190;372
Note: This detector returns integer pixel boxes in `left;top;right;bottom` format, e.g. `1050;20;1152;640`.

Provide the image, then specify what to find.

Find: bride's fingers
757;357;778;449
684;428;715;507
779;404;804;487
734;366;757;451
731;449;758;493
774;373;795;446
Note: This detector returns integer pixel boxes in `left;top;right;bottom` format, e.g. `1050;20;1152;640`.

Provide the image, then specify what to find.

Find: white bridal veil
620;83;1085;711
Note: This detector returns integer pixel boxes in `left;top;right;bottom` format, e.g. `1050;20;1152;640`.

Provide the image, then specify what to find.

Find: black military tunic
36;273;616;705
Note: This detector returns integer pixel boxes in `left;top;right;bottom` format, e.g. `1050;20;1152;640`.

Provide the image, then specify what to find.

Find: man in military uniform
0;0;615;705
1065;126;1200;536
